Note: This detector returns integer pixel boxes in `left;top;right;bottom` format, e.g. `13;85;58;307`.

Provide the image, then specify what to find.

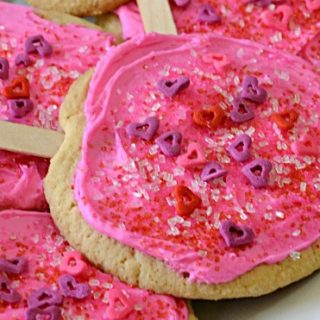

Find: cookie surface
45;33;320;300
0;209;193;319
27;0;130;16
0;2;114;211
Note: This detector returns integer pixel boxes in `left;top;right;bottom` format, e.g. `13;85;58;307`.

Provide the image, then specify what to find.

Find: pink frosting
74;33;320;284
0;2;114;210
0;210;189;319
117;1;320;57
0;159;46;210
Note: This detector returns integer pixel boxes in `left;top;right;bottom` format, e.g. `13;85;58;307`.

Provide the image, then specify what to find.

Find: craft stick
0;121;64;158
137;0;178;35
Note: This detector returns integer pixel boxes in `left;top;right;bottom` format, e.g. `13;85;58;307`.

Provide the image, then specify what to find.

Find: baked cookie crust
27;0;130;17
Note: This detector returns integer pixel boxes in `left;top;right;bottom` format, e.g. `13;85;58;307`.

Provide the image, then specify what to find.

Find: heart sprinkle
8;99;33;118
26;306;61;320
200;161;227;182
173;185;202;216
193;105;225;130
3;76;30;99
156;131;182;157
0;256;28;275
25;34;53;58
230;98;255;123
220;220;255;247
105;289;134;320
242;158;272;188
59;251;87;276
0;275;21;303
158;76;190;98
227;134;252;162
15;53;32;67
28;287;63;309
198;4;221;24
271;110;298;130
58;274;90;299
126;116;160;141
241;76;267;104
176;142;206;168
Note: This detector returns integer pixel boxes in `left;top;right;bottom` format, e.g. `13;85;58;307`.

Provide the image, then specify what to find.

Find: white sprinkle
168;226;180;236
206;206;213;216
270;31;282;43
264;213;273;221
102;283;113;289
173;167;185;176
151;103;161;112
245;4;254;13
245;203;255;213
78;46;88;53
290;251;301;261
166;197;176;207
300;182;307;192
134;304;143;311
149;144;159;155
293;93;301;104
292;230;301;237
245;127;255;136
224;194;233;201
116;120;124;128
89;279;100;287
275;211;285;219
275;69;290;81
237;48;244;58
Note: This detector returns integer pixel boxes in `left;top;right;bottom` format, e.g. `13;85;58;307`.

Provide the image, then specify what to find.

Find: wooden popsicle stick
0;121;64;158
137;0;178;35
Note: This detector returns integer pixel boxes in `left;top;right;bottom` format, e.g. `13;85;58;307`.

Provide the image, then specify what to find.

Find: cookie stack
1;1;320;319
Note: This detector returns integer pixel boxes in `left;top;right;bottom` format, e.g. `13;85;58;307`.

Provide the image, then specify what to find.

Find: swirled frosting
75;33;320;284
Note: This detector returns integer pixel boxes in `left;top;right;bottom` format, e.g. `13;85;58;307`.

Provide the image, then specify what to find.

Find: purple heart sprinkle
0;257;28;275
242;158;272;188
158;76;190;98
227;134;252;162
230;98;255;123
8;99;34;118
156;131;182;157
174;0;191;7
220;220;254;247
0;57;9;80
15;53;32;67
126;116;160;141
0;275;21;303
26;306;61;320
28;287;63;309
58;274;90;300
25;35;53;58
241;76;267;104
198;4;221;24
200;161;227;182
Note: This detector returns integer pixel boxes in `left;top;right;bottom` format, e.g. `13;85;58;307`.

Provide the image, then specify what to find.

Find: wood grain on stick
0;121;64;158
137;0;177;35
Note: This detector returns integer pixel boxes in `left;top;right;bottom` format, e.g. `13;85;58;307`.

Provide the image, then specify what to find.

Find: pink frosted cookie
0;210;192;319
45;33;320;300
0;2;114;210
117;1;320;68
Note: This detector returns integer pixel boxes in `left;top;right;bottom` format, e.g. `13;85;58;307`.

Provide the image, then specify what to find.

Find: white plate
192;271;320;320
